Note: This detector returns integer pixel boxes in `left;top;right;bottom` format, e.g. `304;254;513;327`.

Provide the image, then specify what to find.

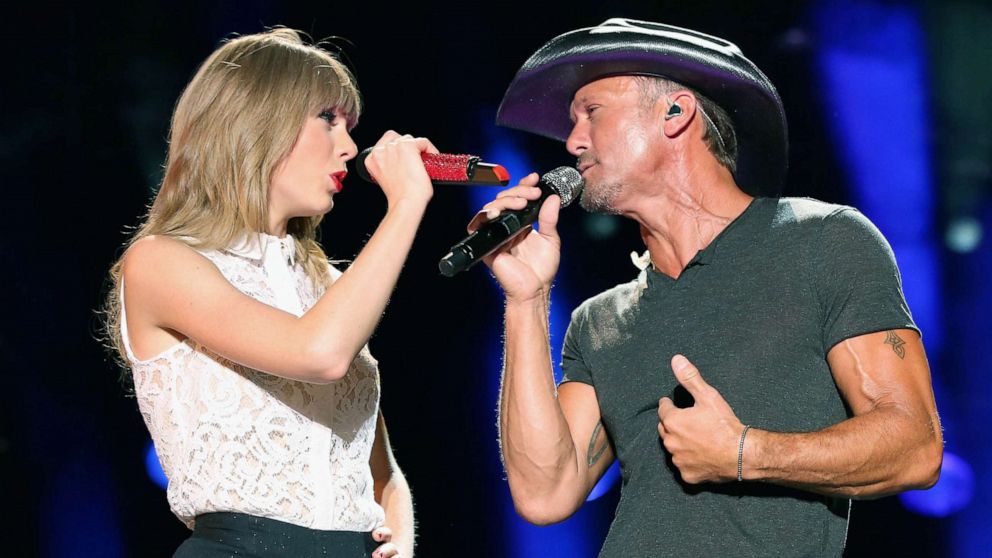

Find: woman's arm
369;411;414;557
122;133;434;383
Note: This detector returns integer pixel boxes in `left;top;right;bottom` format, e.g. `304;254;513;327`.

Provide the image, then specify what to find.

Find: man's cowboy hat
496;18;789;197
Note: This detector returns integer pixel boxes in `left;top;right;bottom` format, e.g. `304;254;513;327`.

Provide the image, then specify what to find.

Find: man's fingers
671;354;710;397
496;176;543;200
466;209;494;233
535;195;560;239
467;197;531;232
519;172;541;187
658;396;675;421
467;174;544;233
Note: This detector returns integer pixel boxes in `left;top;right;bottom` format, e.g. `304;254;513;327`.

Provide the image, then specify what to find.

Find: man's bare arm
499;298;615;524
742;329;942;497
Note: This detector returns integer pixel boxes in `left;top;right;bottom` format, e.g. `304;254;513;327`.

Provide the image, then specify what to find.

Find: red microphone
355;148;510;186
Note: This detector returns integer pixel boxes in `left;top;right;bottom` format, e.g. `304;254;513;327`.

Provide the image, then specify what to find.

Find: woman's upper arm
122;236;338;382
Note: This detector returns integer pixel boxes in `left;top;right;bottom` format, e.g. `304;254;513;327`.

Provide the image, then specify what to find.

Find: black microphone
355;148;510;186
438;167;584;277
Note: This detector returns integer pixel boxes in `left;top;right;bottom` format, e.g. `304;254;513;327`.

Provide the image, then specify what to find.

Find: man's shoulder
763;196;883;243
770;196;853;226
769;197;886;243
570;276;643;323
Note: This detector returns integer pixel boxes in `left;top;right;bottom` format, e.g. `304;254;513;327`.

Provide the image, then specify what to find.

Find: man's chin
579;184;622;215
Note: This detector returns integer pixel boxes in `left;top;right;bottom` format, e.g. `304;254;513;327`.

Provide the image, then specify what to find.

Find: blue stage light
945;217;983;253
582;214;620;241
900;451;975;518
145;440;168;490
813;3;979;550
586;461;620;502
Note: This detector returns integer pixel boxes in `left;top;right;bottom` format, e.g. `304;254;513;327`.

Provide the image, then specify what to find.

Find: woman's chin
309;200;335;216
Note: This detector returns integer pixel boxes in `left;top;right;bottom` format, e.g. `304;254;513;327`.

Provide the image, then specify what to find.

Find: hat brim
496;19;788;197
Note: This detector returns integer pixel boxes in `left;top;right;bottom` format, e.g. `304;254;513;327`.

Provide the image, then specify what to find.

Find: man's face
566;76;664;213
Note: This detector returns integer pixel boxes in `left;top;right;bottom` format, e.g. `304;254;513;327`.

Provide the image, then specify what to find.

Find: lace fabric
121;233;384;531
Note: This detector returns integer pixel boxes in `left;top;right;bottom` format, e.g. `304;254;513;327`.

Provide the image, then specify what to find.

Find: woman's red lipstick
331;171;347;193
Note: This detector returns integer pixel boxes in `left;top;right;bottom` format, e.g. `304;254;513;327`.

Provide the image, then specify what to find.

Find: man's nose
565;122;588;156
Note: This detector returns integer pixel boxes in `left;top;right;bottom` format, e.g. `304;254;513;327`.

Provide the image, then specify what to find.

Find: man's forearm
743;404;942;498
499;297;582;518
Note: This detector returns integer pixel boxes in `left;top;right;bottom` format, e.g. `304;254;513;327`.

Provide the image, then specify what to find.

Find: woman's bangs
310;60;361;128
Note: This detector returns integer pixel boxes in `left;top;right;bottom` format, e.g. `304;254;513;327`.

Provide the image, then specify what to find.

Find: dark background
2;0;987;556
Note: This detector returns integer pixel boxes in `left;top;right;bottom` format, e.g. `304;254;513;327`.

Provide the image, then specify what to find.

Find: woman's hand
371;525;401;558
362;131;436;209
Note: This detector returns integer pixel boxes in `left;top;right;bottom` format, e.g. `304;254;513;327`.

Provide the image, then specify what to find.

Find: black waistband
187;512;377;557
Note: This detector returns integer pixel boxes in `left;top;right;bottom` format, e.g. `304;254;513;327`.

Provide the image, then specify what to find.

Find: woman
103;28;432;557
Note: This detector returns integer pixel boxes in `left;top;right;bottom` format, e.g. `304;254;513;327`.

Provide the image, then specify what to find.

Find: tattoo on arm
586;421;609;468
884;330;906;359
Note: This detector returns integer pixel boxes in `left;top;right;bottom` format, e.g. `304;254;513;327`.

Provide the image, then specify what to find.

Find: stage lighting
145;440;168;490
899;451;974;518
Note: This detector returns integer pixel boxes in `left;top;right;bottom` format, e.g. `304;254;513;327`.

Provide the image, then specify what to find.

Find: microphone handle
438;184;553;277
355;148;509;185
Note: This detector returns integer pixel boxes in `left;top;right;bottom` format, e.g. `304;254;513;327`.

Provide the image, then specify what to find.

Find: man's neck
628;170;752;279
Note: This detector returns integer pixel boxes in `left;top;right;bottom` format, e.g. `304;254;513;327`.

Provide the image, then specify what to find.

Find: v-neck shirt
561;196;917;557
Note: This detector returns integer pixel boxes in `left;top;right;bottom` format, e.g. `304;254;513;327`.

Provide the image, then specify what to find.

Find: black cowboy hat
496;18;788;197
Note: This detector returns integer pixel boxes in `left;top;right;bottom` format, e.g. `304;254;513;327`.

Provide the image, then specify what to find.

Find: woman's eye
318;109;338;124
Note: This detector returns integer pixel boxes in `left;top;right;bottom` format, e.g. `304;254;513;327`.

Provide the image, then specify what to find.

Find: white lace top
121;233;384;531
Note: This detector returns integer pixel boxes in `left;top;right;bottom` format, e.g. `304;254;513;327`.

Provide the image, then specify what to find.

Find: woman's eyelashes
318;109;340;125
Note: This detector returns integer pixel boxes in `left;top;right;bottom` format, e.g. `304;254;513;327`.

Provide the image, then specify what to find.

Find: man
473;18;942;557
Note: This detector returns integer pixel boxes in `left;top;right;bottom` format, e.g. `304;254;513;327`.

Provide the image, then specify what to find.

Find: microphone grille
542;167;584;207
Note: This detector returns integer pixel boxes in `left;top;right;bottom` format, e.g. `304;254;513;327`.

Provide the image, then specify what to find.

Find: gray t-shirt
561;197;917;558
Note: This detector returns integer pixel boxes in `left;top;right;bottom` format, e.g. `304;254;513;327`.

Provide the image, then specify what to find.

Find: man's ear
661;91;697;138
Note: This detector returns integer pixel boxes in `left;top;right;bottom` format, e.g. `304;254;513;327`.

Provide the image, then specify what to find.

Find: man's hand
470;173;562;303
657;354;746;484
371;526;401;558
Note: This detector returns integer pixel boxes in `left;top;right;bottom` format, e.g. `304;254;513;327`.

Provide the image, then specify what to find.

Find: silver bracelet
737;425;752;482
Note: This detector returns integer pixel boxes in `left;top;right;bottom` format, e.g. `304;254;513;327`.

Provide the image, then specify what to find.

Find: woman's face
268;108;357;228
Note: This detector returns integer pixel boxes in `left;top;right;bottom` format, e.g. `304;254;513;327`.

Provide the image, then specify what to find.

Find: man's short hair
634;76;739;173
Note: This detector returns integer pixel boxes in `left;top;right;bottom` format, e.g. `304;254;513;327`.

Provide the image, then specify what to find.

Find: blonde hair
102;28;361;370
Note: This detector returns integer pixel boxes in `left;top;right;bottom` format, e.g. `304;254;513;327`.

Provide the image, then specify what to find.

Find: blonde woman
103;28;430;557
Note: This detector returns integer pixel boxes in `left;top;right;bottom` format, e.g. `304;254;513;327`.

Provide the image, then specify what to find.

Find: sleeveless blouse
120;233;384;531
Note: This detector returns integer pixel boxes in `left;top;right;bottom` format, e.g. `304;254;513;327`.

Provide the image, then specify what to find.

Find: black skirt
174;512;379;558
